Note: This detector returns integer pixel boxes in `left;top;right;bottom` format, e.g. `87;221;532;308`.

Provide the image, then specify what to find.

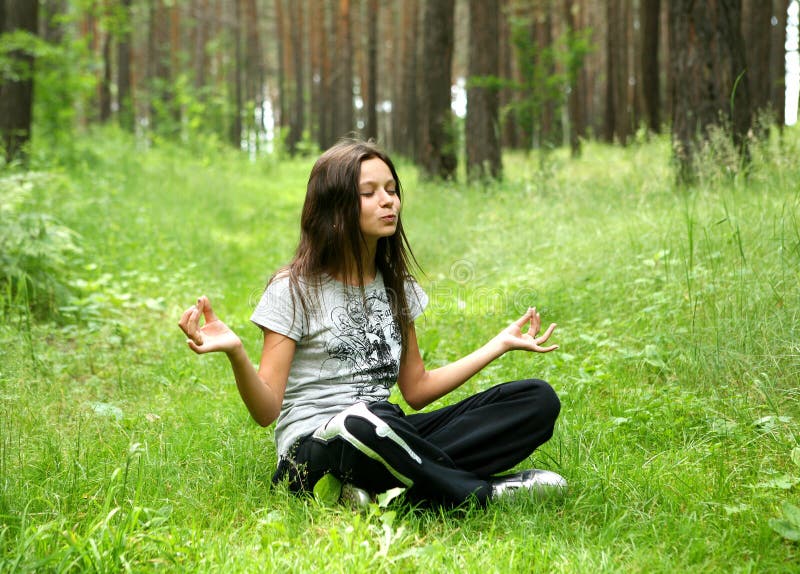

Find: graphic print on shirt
324;289;400;400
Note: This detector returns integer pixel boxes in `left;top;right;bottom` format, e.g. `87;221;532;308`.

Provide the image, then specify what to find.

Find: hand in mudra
497;307;558;353
178;295;242;354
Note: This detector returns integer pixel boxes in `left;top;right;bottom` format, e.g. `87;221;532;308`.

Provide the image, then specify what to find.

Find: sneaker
490;469;567;501
339;483;372;510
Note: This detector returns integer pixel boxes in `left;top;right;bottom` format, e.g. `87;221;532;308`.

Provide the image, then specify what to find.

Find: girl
178;140;565;508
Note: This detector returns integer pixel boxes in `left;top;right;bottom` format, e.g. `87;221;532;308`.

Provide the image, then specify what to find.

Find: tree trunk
365;0;378;141
320;0;335;148
670;0;752;181
287;0;305;153
117;0;134;131
617;0;632;142
605;0;633;144
640;0;660;133
564;0;584;155
0;0;39;163
333;0;354;140
192;0;208;92
148;0;172;134
742;0;772;128
243;0;263;149
466;0;501;180
499;0;517;148
310;0;322;145
419;0;456;179
99;33;112;123
534;1;555;146
769;0;790;127
393;0;418;157
274;0;287;130
41;0;66;44
230;0;244;148
604;0;617;142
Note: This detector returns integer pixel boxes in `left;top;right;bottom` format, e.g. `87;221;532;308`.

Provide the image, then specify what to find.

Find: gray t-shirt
250;270;428;457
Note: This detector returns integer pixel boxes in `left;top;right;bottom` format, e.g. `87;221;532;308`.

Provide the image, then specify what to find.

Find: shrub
0;171;81;320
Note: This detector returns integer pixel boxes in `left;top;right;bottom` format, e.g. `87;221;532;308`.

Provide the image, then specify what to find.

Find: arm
178;295;295;426
396;307;557;410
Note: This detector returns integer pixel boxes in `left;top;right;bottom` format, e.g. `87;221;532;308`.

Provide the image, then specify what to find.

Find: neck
338;239;377;285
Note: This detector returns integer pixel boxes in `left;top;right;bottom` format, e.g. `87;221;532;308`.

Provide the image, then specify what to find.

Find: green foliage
2;126;800;571
771;502;800;542
0;171;81;320
313;474;343;506
0;31;51;81
471;17;592;151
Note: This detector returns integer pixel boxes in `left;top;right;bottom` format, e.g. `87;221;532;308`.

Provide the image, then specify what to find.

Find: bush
0;171;81;320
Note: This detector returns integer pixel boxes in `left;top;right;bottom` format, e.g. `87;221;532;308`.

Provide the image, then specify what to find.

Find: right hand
178;295;242;355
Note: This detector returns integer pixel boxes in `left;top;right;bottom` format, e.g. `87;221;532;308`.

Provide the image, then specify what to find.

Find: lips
380;214;397;223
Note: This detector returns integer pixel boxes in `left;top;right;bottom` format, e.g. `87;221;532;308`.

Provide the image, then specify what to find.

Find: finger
535;322;557;344
198;295;219;324
533;343;559;353
178;307;195;333
513;307;534;328
178;307;199;338
187;339;206;354
186;308;204;345
529;307;541;335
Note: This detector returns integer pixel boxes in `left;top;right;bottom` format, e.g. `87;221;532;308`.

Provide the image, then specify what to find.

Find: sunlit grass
1;126;800;571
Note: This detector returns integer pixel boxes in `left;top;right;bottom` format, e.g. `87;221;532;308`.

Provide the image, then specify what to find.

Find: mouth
380;214;397;223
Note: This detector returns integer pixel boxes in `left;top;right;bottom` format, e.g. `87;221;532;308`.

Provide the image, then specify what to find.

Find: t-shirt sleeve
405;278;428;322
250;276;305;341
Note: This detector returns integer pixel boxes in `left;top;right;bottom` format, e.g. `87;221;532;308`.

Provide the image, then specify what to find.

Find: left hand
495;307;558;353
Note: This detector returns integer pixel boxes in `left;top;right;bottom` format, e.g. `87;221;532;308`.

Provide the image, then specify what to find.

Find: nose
379;188;396;206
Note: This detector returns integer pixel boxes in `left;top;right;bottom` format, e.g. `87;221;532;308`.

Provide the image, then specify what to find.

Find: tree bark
320;0;335;148
286;0;305;153
117;0;134;131
742;0;772;127
41;0;66;44
393;0;418;157
604;0;617;142
0;0;39;163
310;0;322;146
498;0;519;149
243;0;263;148
333;0;354;140
466;0;501;180
769;0;790;127
230;0;244;148
670;0;752;180
192;0;208;92
534;0;555;146
99;32;112;123
419;0;456;179
147;0;173;134
564;0;584;155
274;0;287;130
640;0;660;133
365;0;378;141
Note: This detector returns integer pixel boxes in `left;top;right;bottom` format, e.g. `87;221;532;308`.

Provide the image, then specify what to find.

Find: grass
1;126;800;572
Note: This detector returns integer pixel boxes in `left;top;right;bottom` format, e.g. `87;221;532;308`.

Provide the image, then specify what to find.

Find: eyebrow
359;178;396;187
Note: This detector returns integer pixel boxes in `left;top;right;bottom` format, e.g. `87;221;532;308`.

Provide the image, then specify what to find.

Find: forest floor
2;127;800;572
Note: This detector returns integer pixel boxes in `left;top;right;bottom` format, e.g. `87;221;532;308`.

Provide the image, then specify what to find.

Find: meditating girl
178;139;566;507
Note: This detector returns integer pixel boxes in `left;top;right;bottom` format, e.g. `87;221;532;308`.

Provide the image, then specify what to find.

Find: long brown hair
275;139;420;349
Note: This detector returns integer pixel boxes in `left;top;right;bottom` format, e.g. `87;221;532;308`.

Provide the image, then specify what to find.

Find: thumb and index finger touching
195;295;220;324
178;295;217;350
512;307;559;352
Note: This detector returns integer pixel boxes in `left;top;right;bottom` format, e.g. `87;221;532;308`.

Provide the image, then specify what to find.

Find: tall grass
1;126;799;572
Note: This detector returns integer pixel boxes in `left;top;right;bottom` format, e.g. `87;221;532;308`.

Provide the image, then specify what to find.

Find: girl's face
358;157;400;244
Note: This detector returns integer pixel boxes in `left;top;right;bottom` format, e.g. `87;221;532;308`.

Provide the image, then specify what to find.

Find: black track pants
272;379;561;507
